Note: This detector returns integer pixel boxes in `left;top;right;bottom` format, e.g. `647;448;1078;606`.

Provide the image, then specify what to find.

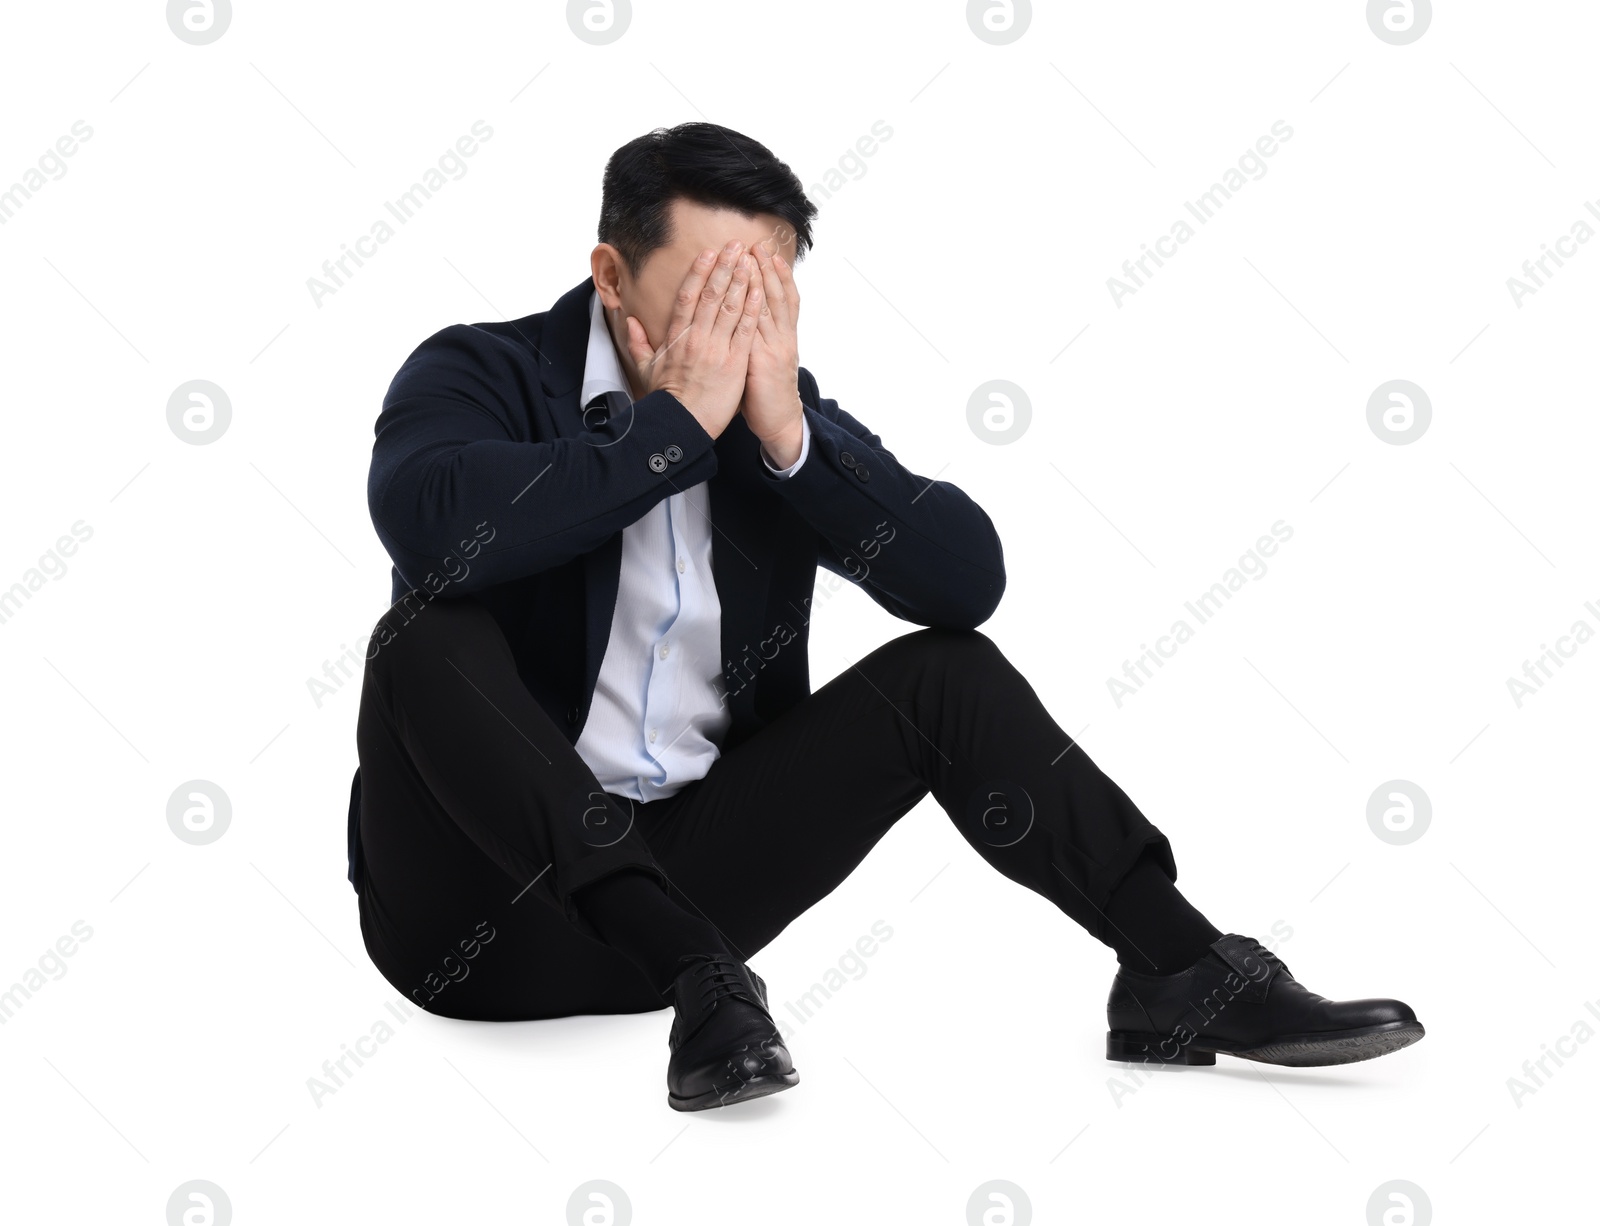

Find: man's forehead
664;201;797;258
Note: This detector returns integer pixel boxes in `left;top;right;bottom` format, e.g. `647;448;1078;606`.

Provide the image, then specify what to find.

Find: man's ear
589;243;627;310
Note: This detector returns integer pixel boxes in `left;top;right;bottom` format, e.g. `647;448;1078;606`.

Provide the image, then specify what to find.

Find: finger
748;244;778;344
624;315;654;371
711;251;755;344
667;248;718;348
754;287;778;349
696;240;745;338
732;262;764;354
774;251;800;323
752;242;788;333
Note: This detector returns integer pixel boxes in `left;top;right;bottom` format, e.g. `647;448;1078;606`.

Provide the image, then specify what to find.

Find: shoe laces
669;956;760;1050
685;956;753;1010
1244;938;1291;980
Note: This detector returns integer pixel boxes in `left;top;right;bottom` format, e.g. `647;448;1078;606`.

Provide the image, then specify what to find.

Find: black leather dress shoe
1106;934;1425;1067
665;953;799;1111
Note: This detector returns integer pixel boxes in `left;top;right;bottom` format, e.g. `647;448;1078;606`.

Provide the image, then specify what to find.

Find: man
345;122;1424;1112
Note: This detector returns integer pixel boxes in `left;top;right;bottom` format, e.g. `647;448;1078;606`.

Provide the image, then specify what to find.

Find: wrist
759;417;805;470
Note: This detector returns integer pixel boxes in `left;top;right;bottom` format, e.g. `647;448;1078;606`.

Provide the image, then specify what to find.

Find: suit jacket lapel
709;415;777;726
538;278;625;718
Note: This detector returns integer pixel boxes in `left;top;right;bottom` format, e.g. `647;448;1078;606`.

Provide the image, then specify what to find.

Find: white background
2;1;1594;1223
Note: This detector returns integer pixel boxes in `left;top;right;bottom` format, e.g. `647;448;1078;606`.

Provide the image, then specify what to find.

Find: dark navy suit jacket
346;275;1007;891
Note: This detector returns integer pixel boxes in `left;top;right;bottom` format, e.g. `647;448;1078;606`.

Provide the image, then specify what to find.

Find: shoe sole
668;1070;799;1112
1107;1021;1426;1068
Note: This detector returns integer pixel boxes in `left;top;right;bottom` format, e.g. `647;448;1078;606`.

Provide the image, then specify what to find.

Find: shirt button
648;728;658;743
648;453;668;473
659;644;670;660
677;558;686;574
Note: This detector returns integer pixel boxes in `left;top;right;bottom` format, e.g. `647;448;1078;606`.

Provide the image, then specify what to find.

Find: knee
365;591;499;677
877;626;1009;682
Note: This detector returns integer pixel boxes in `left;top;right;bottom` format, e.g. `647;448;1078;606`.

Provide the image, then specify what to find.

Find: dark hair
598;122;818;279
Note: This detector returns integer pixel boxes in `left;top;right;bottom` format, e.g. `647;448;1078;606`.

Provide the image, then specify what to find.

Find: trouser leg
362;591;671;922
638;626;1185;961
353;591;695;1019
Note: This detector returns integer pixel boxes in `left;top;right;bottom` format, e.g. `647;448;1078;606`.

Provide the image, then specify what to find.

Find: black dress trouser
353;592;1177;1021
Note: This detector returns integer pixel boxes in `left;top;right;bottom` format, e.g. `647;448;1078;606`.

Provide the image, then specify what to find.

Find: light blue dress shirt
573;290;811;802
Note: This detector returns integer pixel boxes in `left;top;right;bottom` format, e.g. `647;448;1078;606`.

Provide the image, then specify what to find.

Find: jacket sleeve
759;366;1006;628
367;324;717;594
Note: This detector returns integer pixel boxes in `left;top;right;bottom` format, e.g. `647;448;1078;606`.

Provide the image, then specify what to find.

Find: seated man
344;121;1423;1112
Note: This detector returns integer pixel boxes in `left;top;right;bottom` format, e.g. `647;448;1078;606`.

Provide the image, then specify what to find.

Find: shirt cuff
760;414;811;478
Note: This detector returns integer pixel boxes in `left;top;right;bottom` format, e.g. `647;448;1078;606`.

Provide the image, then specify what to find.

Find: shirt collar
580;289;631;409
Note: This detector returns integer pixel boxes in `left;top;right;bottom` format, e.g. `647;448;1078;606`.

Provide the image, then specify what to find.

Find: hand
742;235;803;467
624;240;763;442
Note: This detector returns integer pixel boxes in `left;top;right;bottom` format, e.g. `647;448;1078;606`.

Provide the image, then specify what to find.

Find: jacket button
566;707;578;724
664;444;683;463
648;453;668;473
855;464;870;481
839;450;856;468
